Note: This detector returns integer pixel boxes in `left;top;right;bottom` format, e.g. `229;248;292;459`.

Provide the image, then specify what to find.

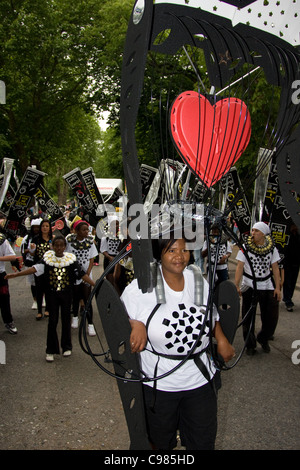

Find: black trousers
242;287;279;349
35;274;49;314
72;282;93;324
46;290;72;354
0;272;13;324
143;382;218;450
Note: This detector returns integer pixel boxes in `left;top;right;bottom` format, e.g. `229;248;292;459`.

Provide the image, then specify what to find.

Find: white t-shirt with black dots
236;247;280;290
121;268;219;392
65;236;98;285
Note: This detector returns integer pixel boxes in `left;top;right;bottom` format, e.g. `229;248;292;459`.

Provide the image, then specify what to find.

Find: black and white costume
121;267;220;449
34;250;85;354
66;233;97;322
236;234;280;350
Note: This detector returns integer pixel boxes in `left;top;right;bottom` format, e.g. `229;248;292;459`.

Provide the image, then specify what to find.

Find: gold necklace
43;250;76;267
245;234;274;256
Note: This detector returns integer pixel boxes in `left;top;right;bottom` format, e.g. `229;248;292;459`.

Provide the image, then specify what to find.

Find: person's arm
234;260;245;296
129;319;147;353
86;258;94;277
0;254;17;263
5;266;37;279
81;273;95;287
213;321;235;362
272;261;282;301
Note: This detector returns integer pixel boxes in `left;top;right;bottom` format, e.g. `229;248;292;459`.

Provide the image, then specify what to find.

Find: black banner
0;175;15;216
63;167;98;226
34;185;68;235
220;167;251;240
81;167;106;218
262;156;292;261
4;167;45;239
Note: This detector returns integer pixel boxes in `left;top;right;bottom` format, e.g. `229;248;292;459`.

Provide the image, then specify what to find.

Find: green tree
0;0;132;180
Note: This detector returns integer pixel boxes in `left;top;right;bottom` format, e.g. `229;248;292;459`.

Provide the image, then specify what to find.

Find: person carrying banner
235;222;281;355
121;233;235;450
0;229;18;334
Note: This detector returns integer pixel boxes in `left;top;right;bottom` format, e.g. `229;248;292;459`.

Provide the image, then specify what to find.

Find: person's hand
274;288;281;302
129;319;147;353
4;273;17;280
217;337;236;363
235;284;242;297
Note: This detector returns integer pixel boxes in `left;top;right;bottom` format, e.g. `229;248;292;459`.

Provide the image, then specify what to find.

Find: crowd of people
0;207;135;362
0;209;299;450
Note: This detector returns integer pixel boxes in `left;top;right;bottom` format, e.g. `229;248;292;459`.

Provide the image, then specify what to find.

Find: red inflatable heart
170;91;251;187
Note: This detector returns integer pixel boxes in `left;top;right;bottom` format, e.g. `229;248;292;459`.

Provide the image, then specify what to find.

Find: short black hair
152;228;190;262
52;234;66;246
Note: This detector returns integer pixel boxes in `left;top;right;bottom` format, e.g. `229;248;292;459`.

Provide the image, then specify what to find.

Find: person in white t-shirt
121;234;235;450
66;219;98;336
0;232;18;334
201;224;232;287
235;222;281;355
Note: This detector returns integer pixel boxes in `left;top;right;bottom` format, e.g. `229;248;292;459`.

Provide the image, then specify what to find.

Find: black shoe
258;340;270;353
5;322;17;334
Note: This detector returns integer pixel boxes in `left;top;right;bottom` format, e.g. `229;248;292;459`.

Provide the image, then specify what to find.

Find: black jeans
242;288;279;348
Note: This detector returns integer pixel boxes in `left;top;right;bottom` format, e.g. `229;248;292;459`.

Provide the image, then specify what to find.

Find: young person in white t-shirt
0;232;18;334
235;222;281;355
121;234;235;450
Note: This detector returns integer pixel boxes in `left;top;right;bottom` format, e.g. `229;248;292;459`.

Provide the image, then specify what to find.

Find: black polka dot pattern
248;252;272;278
162;303;209;354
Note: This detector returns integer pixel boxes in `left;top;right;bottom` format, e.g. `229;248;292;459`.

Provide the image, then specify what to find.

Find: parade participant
0;230;18;334
5;235;95;362
20;218;42;310
66;219;98;336
30;219;52;319
121;233;235;450
202;225;232;287
235;222;281;355
100;215;122;284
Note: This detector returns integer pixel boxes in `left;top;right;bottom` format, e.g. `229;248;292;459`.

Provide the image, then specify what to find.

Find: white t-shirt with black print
121;268;219;392
236;247;280;290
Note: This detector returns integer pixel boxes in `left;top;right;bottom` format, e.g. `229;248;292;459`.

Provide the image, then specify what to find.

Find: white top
236;246;280;290
121;268;219;392
100;236;120;256
65;237;98;285
202;239;232;271
0;239;16;273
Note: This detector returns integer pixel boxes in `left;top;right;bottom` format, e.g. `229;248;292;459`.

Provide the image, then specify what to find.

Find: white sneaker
46;354;54;362
63;350;72;357
71;316;79;328
42;297;46;307
32;300;37;310
88;324;96;336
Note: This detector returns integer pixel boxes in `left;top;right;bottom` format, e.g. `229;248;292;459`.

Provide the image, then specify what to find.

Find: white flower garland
43;250;76;267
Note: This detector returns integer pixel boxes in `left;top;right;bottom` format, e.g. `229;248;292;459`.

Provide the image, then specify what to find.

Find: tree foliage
0;0;132;190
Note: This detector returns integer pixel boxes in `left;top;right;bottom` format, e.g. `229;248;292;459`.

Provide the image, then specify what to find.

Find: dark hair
52;234;66;246
152;229;190;262
39;219;53;240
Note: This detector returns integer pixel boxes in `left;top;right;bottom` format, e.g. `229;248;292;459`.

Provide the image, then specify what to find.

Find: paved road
0;253;299;451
